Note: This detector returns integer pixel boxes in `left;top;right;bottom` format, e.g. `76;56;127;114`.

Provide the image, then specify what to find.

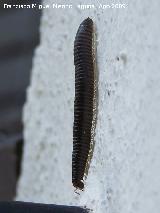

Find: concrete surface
16;0;160;212
0;1;41;200
0;0;41;134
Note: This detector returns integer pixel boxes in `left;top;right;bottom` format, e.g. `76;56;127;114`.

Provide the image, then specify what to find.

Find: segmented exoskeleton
72;17;96;190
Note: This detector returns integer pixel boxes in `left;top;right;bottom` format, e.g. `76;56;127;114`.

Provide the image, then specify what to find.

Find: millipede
72;17;97;190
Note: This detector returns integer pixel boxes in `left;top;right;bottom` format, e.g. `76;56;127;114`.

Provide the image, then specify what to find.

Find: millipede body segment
72;17;96;190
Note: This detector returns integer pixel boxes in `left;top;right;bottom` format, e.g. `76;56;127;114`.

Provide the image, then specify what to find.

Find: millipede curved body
72;17;95;190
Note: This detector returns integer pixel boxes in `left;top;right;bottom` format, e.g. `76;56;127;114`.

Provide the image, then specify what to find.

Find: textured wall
16;0;160;212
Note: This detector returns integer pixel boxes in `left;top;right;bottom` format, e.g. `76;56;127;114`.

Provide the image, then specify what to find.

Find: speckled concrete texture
16;0;160;212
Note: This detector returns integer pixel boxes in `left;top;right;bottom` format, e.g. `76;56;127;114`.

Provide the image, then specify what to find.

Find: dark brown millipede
72;17;96;190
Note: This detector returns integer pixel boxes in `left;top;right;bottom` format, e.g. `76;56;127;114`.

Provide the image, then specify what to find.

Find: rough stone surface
16;1;160;212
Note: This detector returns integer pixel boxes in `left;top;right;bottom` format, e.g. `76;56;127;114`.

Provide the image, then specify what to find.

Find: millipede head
73;180;84;191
